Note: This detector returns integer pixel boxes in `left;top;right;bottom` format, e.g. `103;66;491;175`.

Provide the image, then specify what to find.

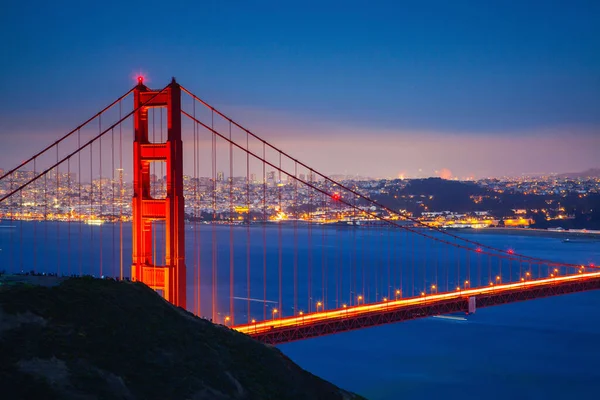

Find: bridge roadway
233;271;600;344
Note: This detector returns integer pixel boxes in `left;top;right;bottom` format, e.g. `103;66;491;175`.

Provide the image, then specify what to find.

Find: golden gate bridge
1;78;598;344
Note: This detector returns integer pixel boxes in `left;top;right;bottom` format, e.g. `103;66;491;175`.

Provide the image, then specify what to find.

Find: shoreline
454;227;600;240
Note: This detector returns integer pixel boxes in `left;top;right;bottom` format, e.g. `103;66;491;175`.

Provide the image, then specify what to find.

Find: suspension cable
181;109;584;270
0;87;135;182
180;86;582;268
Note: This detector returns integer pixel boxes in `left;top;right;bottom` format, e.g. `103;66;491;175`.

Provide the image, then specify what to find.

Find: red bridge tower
131;77;186;308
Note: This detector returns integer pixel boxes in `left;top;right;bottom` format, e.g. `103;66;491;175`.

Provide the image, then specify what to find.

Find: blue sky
1;0;599;178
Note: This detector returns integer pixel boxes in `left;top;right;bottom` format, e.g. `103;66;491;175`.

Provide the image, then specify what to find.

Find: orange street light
464;280;469;289
272;308;278;320
395;289;402;300
316;301;323;312
224;316;230;325
357;295;363;305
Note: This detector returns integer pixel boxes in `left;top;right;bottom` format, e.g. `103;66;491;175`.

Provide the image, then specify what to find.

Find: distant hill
373;177;489;214
557;168;600;179
0;277;364;400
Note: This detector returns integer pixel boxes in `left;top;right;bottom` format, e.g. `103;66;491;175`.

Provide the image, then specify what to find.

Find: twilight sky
1;0;599;178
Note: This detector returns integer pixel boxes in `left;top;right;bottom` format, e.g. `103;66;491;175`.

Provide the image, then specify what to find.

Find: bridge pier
468;296;476;314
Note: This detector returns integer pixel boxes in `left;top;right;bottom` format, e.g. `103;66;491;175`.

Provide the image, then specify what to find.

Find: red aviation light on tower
507;249;514;255
332;193;341;201
132;71;147;86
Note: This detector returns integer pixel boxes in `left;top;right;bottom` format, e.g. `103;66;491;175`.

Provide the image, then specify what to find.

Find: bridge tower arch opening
131;77;186;308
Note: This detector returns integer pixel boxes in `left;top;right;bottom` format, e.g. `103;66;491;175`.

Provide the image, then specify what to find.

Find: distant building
267;171;276;186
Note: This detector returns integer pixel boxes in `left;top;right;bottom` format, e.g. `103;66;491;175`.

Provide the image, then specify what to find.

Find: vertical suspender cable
278;152;283;317
352;193;357;304
262;143;267;321
477;250;481;288
434;232;439;291
198;114;203;315
119;102;123;280
56;145;60;275
519;257;523;281
98;116;102;277
488;256;492;286
229;121;234;324
33;159;37;273
411;228;414;297
43;173;47;272
20;186;24;272
112;128;115;278
337;193;342;307
362;206;367;301
293;162;298;313
78;129;82;276
387;227;391;299
308;171;313;312
211;110;217;322
246;130;251;323
67;158;72;276
89;144;93;275
422;231;427;296
8;175;13;272
466;247;470;289
444;239;449;292
67;158;71;276
322;190;327;308
456;238;460;291
509;254;512;283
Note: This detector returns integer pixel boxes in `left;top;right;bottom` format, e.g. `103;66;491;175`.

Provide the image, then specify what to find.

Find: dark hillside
0;276;364;400
373;178;489;214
